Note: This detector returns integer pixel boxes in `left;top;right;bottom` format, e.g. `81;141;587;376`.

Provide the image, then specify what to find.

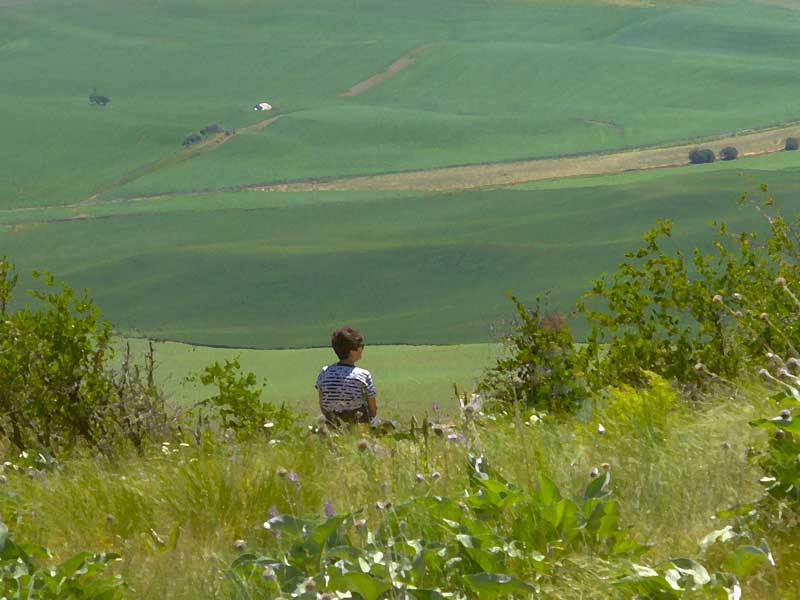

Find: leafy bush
785;137;798;151
0;522;123;598
230;455;646;597
577;192;799;388
478;296;584;413
720;145;739;161
689;148;715;164
190;358;303;440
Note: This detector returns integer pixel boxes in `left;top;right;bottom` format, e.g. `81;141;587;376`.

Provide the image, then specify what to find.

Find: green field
3;0;800;207
4;0;800;349
125;339;501;417
4;152;800;348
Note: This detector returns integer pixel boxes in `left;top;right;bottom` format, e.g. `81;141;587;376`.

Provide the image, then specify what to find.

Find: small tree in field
688;148;715;164
786;137;799;151
720;146;738;161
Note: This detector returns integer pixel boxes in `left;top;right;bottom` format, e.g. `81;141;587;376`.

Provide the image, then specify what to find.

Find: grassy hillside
4;152;800;348
3;0;800;206
125;339;501;417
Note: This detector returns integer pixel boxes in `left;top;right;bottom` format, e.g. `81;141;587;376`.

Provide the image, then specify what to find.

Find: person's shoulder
353;366;373;377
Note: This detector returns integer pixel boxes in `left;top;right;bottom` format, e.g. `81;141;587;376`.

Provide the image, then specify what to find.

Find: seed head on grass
589;467;600;479
233;539;246;551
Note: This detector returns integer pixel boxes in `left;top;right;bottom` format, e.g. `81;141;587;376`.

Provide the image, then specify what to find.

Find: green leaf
462;573;537;598
328;572;391;600
722;545;770;579
536;475;561;506
583;472;611;500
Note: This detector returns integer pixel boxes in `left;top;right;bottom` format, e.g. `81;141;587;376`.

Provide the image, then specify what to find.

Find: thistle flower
601;462;611;472
303;578;316;592
693;362;705;372
415;473;425;483
324;500;335;518
720;441;732;450
758;368;770;378
287;470;300;483
775;429;786;439
431;402;440;413
268;505;280;519
733;310;743;318
780;409;792;421
731;292;743;301
589;467;600;479
357;439;369;452
759;312;769;322
375;500;392;511
234;539;247;551
431;471;441;480
775;276;787;287
261;566;276;580
787;357;800;369
354;519;367;529
711;294;724;304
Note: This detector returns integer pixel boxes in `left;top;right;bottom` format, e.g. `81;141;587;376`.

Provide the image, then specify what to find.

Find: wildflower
357;439;369;452
263;421;275;429
287;470;300;483
105;514;115;524
788;357;800;369
430;471;441;480
431;402;440;413
711;294;724;304
276;467;288;478
303;577;316;592
511;375;524;388
775;429;786;439
415;473;425;483
693;362;705;372
759;312;769;322
720;441;732;450
780;409;792;421
354;519;367;529
733;310;743;318
758;368;770;378
268;506;280;519
261;566;276;580
432;424;445;436
375;500;392;511
601;462;611;472
324;500;335;518
234;539;247;551
589;467;600;479
597;423;606;435
778;368;791;379
775;276;787;287
731;292;743;301
0;475;7;485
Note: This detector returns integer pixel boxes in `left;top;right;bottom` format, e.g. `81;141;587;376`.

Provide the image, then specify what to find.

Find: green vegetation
4;156;800;349
3;0;800;207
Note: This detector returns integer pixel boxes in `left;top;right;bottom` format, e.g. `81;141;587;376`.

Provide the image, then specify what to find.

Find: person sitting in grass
316;327;377;425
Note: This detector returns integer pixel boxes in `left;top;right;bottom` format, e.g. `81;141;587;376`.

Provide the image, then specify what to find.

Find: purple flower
324;500;335;518
268;505;280;519
288;470;300;483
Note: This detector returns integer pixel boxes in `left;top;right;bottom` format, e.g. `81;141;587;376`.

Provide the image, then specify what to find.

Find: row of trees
690;138;799;164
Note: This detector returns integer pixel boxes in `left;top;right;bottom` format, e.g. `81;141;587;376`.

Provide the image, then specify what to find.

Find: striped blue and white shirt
315;363;376;413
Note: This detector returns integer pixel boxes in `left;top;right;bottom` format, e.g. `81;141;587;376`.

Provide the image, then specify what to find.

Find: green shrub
785;137;798;151
478;296;584;413
0;522;123;598
190;358;303;440
720;145;739;161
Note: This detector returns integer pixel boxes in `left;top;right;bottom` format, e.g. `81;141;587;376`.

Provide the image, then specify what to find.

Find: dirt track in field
240;122;800;194
339;45;433;96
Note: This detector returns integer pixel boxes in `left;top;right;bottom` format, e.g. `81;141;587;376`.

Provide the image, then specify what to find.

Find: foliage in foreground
0;522;122;599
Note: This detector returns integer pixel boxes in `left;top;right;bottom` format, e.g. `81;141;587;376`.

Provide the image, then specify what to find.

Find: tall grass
0;380;788;598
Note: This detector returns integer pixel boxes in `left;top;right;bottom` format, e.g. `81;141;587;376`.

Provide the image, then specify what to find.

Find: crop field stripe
339;45;434;96
228;121;800;193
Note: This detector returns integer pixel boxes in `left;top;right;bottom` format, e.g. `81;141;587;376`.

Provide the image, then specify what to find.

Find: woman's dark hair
331;327;364;360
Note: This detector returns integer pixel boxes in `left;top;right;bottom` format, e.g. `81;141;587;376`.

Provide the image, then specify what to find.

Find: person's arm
367;395;377;418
